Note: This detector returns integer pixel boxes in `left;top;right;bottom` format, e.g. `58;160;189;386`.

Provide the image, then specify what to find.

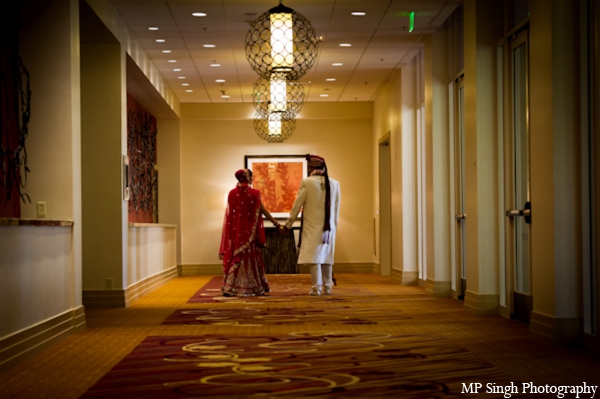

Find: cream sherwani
285;175;341;265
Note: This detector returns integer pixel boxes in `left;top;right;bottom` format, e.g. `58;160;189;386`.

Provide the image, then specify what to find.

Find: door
505;29;532;323
453;76;467;299
379;134;391;276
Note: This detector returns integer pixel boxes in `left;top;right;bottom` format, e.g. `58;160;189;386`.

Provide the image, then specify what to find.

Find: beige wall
373;71;402;273
81;41;127;290
373;54;424;284
462;0;501;313
157;119;182;264
179;102;374;268
127;226;177;287
425;22;452;293
0;0;85;370
529;0;583;325
19;0;79;221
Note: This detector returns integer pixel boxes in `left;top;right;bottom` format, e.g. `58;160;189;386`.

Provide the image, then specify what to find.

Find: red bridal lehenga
219;182;270;296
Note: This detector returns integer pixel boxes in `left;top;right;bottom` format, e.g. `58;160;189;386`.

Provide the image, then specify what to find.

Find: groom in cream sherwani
284;154;341;296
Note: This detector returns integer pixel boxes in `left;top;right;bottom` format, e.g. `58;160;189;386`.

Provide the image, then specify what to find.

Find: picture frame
245;155;307;219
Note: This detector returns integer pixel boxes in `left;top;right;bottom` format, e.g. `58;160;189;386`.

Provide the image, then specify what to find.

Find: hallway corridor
1;274;598;398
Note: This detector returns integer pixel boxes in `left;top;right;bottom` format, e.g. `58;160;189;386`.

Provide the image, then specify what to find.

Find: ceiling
110;0;462;105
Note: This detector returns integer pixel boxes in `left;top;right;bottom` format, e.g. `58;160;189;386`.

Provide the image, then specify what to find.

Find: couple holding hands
219;154;341;297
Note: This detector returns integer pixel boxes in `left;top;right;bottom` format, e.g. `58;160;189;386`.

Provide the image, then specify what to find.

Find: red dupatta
219;183;266;274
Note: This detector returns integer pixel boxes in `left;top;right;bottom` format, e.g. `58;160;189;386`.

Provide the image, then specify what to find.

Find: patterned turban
235;169;252;183
306;154;326;169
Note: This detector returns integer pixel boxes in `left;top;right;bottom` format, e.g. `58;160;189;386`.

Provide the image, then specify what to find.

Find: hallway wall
373;54;422;285
0;0;85;372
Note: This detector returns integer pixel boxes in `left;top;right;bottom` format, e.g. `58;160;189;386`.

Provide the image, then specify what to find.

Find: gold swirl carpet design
81;332;527;398
163;306;412;327
187;274;430;303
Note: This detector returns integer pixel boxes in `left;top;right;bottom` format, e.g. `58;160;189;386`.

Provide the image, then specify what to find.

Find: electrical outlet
36;202;47;218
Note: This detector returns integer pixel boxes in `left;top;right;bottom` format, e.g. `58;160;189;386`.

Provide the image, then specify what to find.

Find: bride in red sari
219;169;282;296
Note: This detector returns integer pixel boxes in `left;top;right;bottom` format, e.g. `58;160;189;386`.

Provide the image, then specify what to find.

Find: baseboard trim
425;279;451;297
0;306;86;372
83;266;178;308
126;267;178;305
529;312;583;346
372;263;382;275
178;264;222;276
297;263;375;274
463;291;499;315
390;269;418;285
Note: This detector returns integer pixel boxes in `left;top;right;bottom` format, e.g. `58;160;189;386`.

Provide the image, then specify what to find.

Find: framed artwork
245;155;307;219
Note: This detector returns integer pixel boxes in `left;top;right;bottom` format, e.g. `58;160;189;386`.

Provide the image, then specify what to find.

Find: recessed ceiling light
162;50;171;53
221;95;230;99
182;83;190;86
215;79;226;83
210;63;221;67
351;11;366;16
203;44;216;48
332;63;343;66
186;90;193;92
192;12;207;17
178;76;186;79
156;39;165;43
326;78;336;81
320;94;329;97
339;43;352;47
148;27;159;31
173;68;182;71
168;60;177;63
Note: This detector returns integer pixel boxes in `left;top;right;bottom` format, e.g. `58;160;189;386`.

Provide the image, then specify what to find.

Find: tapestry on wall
127;93;157;223
0;3;31;218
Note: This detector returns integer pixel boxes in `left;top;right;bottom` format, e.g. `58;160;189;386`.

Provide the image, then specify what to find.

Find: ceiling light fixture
186;90;193;92
148;27;159;31
192;12;207;17
351;11;366;16
210;63;221;67
182;83;190;86
216;79;226;83
339;43;352;47
203;44;216;48
332;63;343;66
245;1;320;143
326;78;336;81
173;68;182;72
320;94;329;97
162;50;171;53
178;76;186;79
155;39;165;43
168;60;177;63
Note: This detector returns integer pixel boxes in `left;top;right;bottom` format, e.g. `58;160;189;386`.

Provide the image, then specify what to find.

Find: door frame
585;0;600;351
450;73;467;300
503;26;532;322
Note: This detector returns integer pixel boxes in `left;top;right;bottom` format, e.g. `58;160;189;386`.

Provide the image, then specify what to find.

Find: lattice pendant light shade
253;112;296;143
245;2;318;80
252;73;305;118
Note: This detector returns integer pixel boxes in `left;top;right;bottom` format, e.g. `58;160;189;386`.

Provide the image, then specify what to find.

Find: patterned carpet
4;274;599;398
81;332;532;398
187;274;431;304
80;275;535;398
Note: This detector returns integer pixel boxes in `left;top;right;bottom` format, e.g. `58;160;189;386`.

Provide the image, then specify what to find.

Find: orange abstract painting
249;159;304;215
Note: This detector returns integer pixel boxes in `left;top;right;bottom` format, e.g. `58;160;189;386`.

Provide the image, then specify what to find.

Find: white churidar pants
309;264;333;288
